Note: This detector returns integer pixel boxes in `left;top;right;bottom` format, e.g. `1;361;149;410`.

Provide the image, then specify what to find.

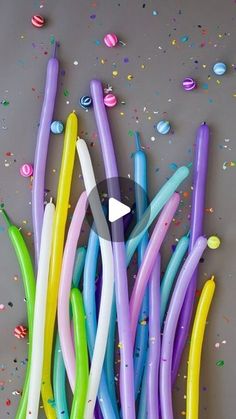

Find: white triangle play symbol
108;197;131;223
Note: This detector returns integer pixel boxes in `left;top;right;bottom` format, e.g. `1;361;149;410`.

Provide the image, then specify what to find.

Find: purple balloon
147;254;161;419
160;237;207;419
172;123;210;382
90;79;136;419
32;48;59;264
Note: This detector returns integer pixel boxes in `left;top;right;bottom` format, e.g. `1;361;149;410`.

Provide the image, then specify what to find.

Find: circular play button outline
85;176;150;242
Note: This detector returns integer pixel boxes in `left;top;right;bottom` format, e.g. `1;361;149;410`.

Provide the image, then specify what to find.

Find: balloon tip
0;207;11;227
134;132;141;151
52;40;58;58
210;275;215;281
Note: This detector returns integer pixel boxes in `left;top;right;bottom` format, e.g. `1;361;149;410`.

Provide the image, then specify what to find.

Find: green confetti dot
1;99;9;107
216;360;224;367
63;89;69;97
128;130;134;137
50;35;55;45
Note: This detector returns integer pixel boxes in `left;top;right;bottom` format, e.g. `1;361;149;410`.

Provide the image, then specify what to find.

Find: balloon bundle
1;45;216;419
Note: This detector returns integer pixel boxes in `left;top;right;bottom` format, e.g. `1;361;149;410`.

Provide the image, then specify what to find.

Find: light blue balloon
213;62;227;76
132;132;149;398
156;120;171;135
51;120;64;134
83;228;118;419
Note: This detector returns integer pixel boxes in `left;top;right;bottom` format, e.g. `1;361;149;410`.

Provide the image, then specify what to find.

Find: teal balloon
160;234;189;326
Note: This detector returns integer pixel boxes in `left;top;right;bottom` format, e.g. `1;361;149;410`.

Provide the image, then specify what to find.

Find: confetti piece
180;35;189;43
216;360;224;367
1;99;9;107
223;161;236;170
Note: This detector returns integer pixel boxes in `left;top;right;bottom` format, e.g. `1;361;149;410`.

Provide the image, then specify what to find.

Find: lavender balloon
172;122;210;381
147;254;161;419
90;79;135;419
32;44;59;263
160;237;207;419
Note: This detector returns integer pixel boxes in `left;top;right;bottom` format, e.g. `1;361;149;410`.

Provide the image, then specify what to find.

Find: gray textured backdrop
0;0;235;417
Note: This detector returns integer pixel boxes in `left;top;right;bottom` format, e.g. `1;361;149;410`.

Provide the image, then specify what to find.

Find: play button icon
108;198;131;222
85;176;150;242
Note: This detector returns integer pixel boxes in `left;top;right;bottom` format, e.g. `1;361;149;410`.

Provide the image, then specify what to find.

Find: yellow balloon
186;276;215;419
41;112;78;418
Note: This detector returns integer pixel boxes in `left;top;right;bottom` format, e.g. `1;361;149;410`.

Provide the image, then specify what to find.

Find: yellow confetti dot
207;235;221;249
112;70;118;77
216;79;221;85
148;116;152;120
181;411;186;416
127;74;133;81
141;64;145;69
100;58;105;64
171;39;177;45
118;342;123;349
120;112;124;116
202;64;207;68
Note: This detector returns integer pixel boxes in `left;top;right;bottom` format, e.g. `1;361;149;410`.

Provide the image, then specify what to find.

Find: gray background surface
0;0;235;417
